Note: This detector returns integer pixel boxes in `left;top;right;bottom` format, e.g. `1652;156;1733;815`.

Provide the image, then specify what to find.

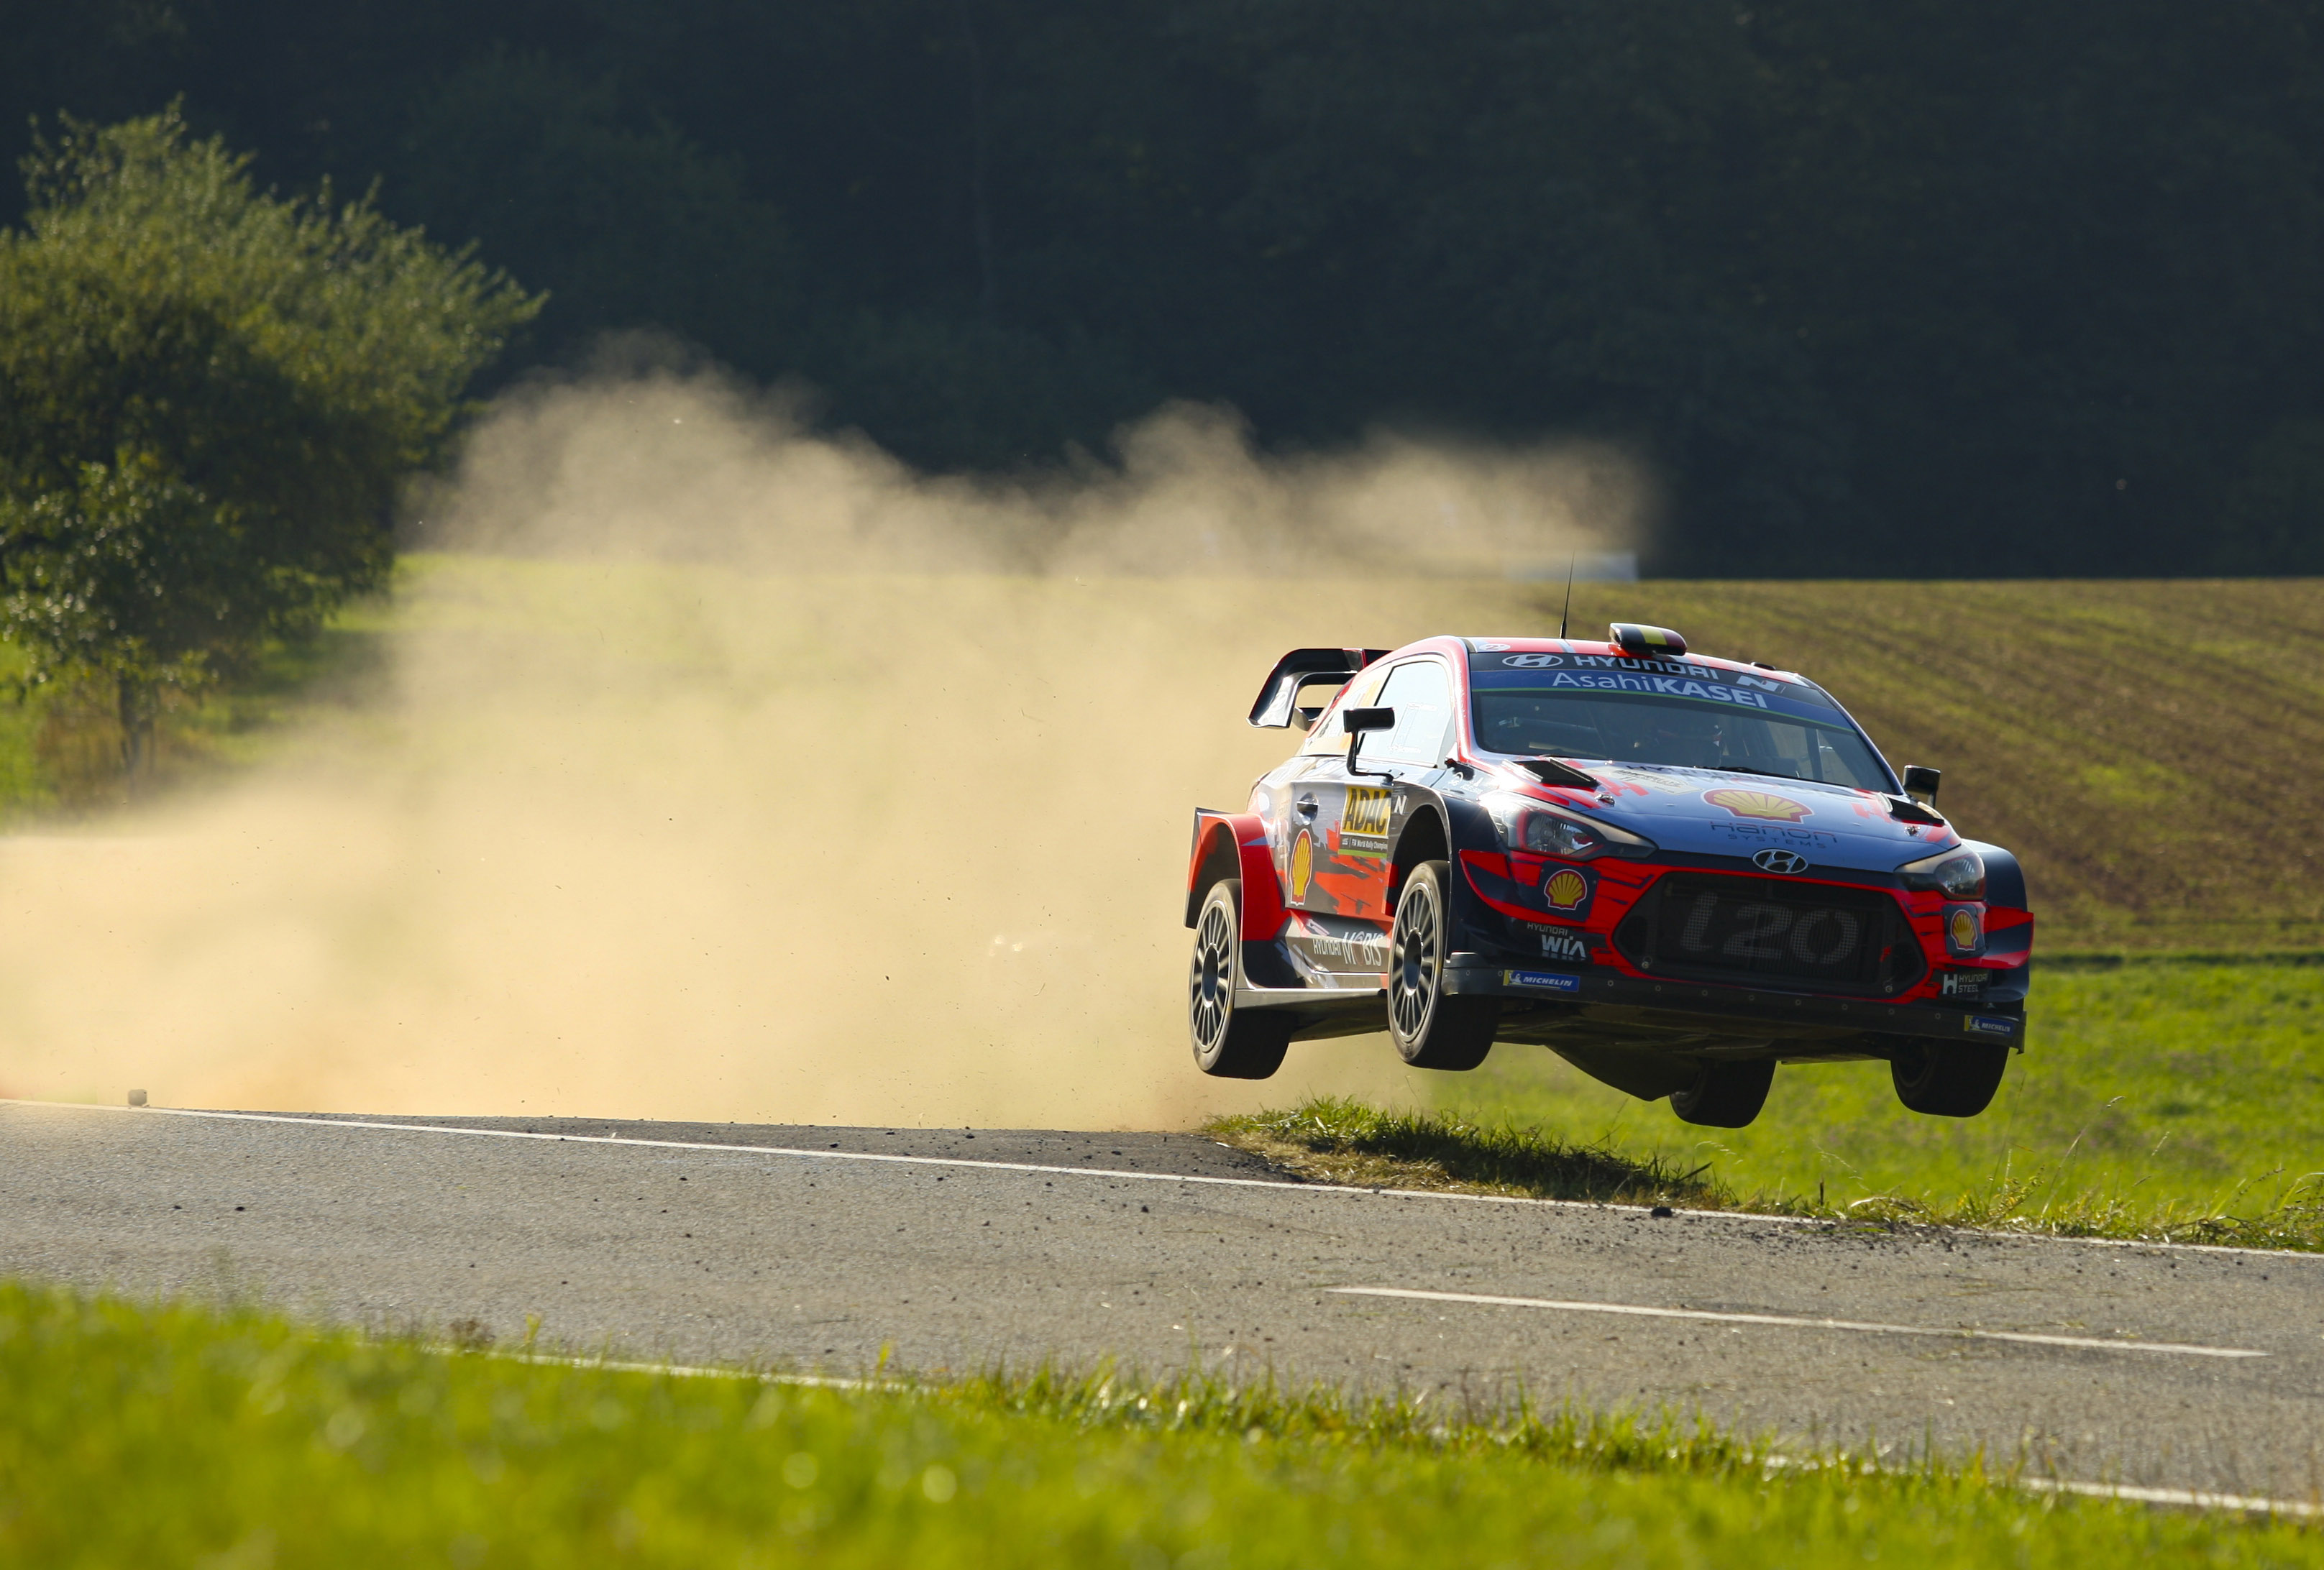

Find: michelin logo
1963;1014;2016;1038
1503;970;1582;993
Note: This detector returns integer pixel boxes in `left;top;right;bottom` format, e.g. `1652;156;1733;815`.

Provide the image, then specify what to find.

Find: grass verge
1207;1097;2324;1250
1207;958;2324;1251
0;612;390;819
4;1280;2318;1567
1206;1096;1725;1206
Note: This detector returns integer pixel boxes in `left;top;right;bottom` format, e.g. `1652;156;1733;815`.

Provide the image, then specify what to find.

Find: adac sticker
1542;866;1591;912
1504;970;1582;993
1964;1014;2016;1039
1338;786;1394;858
1288;830;1314;906
1702;788;1813;822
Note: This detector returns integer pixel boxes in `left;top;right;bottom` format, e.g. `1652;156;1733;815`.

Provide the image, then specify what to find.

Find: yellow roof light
1609;622;1688;658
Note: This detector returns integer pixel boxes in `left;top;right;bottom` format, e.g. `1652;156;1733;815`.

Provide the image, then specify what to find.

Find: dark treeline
7;1;2324;575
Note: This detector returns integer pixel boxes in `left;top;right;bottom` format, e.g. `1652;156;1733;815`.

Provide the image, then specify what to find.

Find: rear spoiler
1248;647;1391;727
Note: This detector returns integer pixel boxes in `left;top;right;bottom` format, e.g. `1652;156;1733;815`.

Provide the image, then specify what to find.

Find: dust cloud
0;364;1641;1128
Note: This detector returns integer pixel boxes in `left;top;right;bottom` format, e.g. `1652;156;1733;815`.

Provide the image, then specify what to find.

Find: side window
1300;666;1387;755
1368;661;1455;766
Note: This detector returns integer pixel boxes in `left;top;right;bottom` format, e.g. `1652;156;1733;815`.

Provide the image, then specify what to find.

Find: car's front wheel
1890;1040;2008;1116
1189;880;1291;1079
1386;860;1496;1070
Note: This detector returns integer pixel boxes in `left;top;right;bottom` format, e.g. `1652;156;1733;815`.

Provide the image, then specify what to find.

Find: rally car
1184;625;2032;1126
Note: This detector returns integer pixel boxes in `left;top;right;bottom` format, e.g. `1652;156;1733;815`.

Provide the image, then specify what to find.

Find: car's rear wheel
1189;880;1291;1079
1670;1058;1775;1127
1387;860;1496;1070
1890;1040;2008;1116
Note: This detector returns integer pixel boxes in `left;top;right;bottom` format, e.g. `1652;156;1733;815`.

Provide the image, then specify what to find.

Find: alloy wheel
1190;898;1235;1053
1391;880;1440;1039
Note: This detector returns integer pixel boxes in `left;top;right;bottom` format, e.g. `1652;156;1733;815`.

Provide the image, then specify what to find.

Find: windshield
1470;667;1893;789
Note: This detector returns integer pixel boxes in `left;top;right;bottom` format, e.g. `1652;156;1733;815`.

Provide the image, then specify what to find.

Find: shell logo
1702;788;1813;822
1543;868;1589;911
1948;907;1980;950
1289;830;1314;904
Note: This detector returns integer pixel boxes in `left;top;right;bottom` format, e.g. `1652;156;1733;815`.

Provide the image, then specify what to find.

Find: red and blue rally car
1184;625;2032;1126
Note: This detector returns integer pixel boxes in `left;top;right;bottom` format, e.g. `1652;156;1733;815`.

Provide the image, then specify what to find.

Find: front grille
1613;873;1925;997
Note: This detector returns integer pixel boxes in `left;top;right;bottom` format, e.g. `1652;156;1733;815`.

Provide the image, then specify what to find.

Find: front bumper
1442;954;2024;1057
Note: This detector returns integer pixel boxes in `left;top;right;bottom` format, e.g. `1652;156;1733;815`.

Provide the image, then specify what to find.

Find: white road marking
1328;1285;2268;1359
467;1349;882;1390
5;1098;2322;1262
12;1101;2310;1515
483;1349;2320;1516
1;1098;1696;1208
2018;1476;2321;1517
1766;1455;2321;1518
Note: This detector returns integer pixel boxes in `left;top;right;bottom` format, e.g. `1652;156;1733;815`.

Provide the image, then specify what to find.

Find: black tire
1890;1040;2008;1116
1670;1058;1775;1127
1189;880;1291;1079
1386;860;1496;1070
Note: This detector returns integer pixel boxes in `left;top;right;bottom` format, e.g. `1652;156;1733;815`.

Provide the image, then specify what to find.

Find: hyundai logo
1752;848;1809;874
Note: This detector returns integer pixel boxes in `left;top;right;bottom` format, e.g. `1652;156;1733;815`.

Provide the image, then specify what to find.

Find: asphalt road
5;1099;2322;1500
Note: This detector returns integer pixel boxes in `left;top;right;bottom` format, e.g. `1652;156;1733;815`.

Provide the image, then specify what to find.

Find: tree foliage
0;109;539;767
4;4;2324;573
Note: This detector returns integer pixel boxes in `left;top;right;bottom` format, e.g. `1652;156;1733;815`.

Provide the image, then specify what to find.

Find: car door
1279;658;1453;977
1335;658;1456;919
1274;664;1376;922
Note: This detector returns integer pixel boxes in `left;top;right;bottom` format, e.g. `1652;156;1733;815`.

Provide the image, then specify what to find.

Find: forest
6;0;2324;576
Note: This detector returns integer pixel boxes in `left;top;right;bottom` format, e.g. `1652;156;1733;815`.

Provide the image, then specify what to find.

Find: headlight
1483;793;1657;862
1899;847;1985;899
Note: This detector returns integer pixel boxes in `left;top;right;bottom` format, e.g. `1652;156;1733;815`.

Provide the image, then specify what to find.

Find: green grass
0;610;391;819
1212;958;2324;1249
3;1281;2318;1568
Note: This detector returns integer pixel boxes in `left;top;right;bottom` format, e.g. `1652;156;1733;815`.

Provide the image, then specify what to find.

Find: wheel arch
1186;810;1286;939
1387;801;1452;910
1963;839;2028;911
1186;817;1244;927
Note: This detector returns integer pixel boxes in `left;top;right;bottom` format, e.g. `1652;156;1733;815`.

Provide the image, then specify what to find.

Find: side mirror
1902;764;1941;805
1343;706;1395;779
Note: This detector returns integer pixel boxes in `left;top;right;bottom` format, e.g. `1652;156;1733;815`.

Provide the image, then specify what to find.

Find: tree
390;50;796;373
0;108;541;775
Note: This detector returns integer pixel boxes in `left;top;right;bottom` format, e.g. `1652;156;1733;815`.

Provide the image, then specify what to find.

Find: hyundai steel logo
1752;848;1809;873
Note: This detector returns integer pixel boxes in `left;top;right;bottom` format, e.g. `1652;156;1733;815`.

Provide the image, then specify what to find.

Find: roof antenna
1557;550;1577;642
